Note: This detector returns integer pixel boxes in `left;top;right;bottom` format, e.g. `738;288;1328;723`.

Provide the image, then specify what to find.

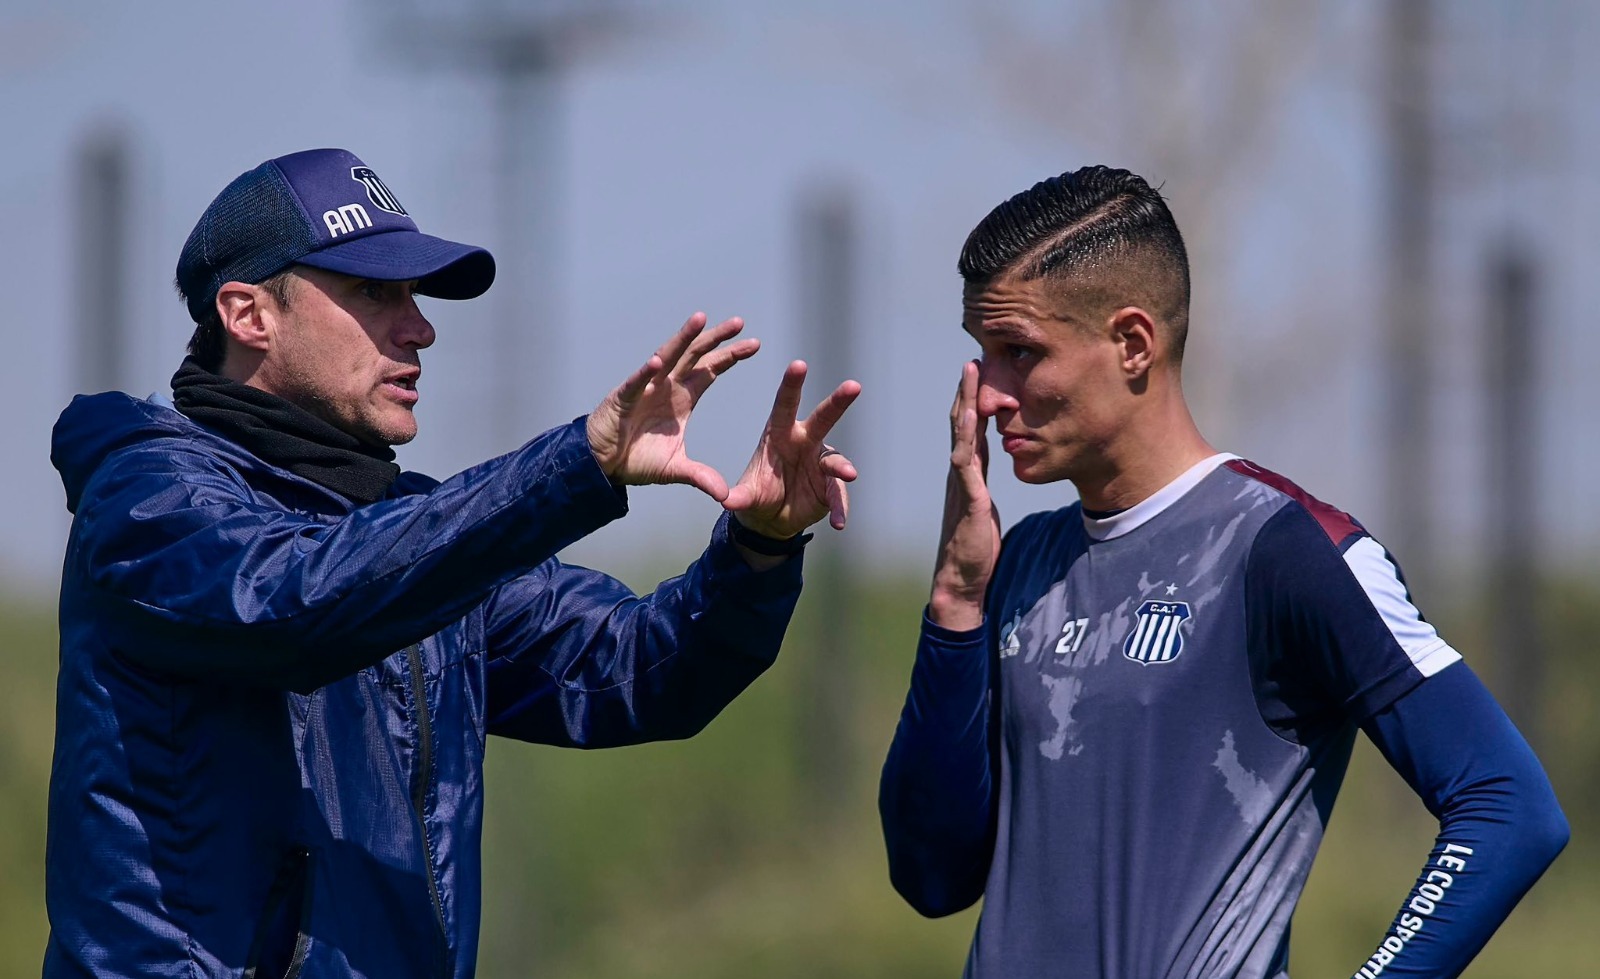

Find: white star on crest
1165;583;1179;595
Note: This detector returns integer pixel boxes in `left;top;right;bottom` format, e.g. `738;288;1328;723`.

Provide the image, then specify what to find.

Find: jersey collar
1081;453;1239;542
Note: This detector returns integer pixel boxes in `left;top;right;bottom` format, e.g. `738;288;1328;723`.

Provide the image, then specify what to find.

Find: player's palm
587;313;760;501
591;382;698;484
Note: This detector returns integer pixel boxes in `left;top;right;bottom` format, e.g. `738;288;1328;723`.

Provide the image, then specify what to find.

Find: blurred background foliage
3;569;1593;977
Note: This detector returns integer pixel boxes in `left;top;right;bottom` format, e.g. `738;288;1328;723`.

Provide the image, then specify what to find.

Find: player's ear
216;281;272;353
1111;306;1156;380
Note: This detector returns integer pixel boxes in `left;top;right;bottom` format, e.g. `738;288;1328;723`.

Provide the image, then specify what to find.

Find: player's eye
1005;344;1035;362
359;281;386;301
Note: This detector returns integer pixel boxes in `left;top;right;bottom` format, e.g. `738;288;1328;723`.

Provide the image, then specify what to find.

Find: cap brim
296;230;496;300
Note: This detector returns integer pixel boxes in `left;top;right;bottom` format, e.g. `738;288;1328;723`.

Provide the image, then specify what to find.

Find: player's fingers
671;458;730;503
672;316;745;378
819;448;858;483
687;338;762;397
950;405;977;468
614;354;665;407
721;481;755;512
652;312;709;376
765;361;809;429
955;413;991;500
800;379;862;445
976;413;992;480
828;474;849;530
950;361;978;446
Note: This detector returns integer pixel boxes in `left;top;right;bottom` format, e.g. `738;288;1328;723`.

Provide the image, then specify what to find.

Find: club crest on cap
352;166;408;216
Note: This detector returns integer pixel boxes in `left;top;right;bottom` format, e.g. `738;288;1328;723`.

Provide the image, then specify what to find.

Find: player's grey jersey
966;455;1458;979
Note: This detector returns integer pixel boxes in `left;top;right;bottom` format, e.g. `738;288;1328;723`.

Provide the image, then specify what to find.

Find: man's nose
975;364;1017;418
398;299;436;349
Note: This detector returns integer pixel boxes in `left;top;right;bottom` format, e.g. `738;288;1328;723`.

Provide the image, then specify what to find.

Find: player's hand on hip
587;312;759;499
722;360;861;540
929;360;1000;631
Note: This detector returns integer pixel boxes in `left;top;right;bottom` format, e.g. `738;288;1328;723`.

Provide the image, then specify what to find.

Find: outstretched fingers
650;312;710;377
801;378;862;445
764;360;810;430
614;354;666;407
687;337;762;397
670;316;745;379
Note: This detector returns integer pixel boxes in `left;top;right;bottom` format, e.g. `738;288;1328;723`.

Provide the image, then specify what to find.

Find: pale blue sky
3;0;1595;601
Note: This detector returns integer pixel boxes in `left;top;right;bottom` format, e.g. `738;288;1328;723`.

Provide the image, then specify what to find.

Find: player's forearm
879;611;996;917
1352;665;1569;977
1349;794;1567;978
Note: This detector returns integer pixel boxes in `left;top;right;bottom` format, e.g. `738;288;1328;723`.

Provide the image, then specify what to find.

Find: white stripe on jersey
1342;537;1462;677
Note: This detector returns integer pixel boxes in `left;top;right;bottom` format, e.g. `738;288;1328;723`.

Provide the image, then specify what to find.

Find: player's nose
975;365;1018;417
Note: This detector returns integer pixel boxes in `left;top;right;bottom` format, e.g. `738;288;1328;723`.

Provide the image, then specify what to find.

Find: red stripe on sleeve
1225;459;1365;547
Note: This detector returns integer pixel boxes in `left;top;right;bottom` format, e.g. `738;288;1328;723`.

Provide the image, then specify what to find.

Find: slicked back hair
959;166;1192;360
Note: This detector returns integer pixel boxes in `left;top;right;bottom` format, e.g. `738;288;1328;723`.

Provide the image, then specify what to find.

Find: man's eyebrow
966;319;1043;340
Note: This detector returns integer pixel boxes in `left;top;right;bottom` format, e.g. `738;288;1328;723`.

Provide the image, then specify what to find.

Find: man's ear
216;281;271;353
1110;306;1156;379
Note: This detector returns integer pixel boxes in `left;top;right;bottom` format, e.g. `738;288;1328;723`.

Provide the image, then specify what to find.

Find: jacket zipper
405;643;450;958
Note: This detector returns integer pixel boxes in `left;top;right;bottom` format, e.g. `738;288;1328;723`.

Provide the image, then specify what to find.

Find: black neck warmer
170;357;401;504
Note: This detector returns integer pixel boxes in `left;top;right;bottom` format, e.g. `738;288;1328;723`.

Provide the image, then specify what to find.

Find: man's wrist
728;514;812;556
928;588;985;632
583;414;622;483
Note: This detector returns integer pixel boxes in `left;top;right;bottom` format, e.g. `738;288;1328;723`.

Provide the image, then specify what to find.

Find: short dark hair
178;268;297;372
959;166;1191;358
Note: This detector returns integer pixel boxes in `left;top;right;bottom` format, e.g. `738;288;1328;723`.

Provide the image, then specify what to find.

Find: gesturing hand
587;313;759;499
722;361;861;540
929;360;1001;631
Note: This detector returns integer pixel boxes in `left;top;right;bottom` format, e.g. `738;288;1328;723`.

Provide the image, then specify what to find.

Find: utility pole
75;127;131;394
795;181;860;822
1383;0;1436;589
383;1;637;450
372;8;640;971
1483;238;1542;746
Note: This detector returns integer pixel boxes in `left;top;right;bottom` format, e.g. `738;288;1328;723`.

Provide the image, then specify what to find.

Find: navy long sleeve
1351;663;1569;978
70;413;625;691
879;610;997;917
481;511;805;747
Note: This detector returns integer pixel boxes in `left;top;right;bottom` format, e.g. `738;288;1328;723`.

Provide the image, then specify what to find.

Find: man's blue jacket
45;392;804;978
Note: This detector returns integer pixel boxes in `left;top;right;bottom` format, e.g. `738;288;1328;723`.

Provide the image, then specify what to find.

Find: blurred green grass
3;570;1595;978
0;601;54;973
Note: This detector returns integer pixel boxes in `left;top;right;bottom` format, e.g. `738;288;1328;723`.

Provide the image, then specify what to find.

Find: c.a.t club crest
1123;599;1191;665
351;166;408;216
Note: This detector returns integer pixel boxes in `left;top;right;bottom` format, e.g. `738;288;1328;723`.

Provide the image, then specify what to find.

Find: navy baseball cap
176;148;495;322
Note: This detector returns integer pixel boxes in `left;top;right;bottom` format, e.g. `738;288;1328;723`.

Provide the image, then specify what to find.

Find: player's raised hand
722;360;861;540
930;360;1001;631
587;312;760;500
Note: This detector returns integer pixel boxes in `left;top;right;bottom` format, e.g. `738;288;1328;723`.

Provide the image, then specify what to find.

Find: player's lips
999;431;1036;454
383;369;420;405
